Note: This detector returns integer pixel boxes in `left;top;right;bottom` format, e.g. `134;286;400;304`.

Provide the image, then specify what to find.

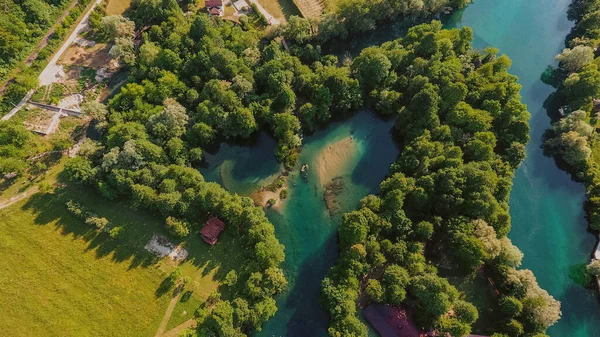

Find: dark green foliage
364;279;383;303
498;296;523;318
322;22;558;337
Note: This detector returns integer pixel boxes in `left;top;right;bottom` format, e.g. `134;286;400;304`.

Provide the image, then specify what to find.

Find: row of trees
304;0;470;42
543;0;600;281
322;22;560;337
543;0;600;232
0;0;69;78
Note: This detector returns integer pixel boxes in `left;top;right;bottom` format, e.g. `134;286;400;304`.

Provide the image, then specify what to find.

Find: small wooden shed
200;216;225;245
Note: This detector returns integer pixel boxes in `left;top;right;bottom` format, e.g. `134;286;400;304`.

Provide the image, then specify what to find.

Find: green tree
364;279;383;303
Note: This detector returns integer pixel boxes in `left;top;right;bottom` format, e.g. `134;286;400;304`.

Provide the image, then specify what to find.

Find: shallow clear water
200;112;399;336
201;1;600;334
447;1;600;335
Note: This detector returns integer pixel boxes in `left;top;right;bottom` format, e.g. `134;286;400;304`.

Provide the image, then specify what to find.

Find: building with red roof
200;216;225;245
206;0;223;16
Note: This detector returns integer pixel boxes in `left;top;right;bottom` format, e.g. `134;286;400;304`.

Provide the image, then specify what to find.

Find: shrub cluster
65;199;122;238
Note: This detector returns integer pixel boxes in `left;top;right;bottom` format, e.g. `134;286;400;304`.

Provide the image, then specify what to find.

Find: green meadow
0;185;242;336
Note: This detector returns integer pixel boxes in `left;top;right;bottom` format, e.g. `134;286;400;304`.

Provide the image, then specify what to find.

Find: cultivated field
293;0;324;18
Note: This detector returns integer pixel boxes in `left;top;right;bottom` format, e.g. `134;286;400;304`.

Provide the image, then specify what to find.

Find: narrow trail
39;0;104;86
154;285;183;337
0;186;39;210
161;318;197;337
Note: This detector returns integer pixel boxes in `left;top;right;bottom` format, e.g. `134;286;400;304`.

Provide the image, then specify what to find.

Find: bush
109;226;123;239
498;296;523;318
85;216;109;230
66;200;84;218
279;189;288;199
165;216;191;237
224;270;238;286
587;259;600;277
365;279;383;303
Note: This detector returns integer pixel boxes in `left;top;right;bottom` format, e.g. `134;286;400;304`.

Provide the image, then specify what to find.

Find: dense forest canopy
322;22;560;337
0;0;73;77
0;0;556;335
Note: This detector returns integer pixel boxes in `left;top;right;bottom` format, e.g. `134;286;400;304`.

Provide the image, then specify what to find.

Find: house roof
205;0;222;7
363;305;421;337
200;216;225;245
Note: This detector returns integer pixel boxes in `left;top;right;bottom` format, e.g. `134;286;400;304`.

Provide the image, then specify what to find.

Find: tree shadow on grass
20;183;248;304
21;190;160;270
156;276;179;298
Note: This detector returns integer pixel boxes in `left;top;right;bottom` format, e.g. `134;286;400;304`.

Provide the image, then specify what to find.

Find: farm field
0;182;243;336
292;0;324;18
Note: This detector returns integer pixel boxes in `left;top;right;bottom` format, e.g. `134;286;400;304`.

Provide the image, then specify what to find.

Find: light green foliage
556;45;594;72
165;216;191;237
364;279;383;303
545;110;593;171
225;270;238;286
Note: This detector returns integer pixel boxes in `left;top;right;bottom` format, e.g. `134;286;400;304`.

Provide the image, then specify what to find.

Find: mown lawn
0;182;244;336
256;0;301;20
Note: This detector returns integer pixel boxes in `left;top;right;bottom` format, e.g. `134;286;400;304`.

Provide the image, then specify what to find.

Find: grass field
256;0;301;21
105;0;132;15
0;180;244;336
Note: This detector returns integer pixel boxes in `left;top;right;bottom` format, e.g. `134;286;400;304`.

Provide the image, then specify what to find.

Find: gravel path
39;0;104;86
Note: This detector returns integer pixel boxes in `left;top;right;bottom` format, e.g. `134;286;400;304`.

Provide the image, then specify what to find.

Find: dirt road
39;0;104;86
154;285;184;337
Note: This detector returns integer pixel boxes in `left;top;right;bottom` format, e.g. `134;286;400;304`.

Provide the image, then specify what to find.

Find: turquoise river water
201;1;600;335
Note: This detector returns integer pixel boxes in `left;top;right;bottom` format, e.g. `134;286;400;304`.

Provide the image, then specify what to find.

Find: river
201;112;399;337
447;1;600;336
201;0;600;335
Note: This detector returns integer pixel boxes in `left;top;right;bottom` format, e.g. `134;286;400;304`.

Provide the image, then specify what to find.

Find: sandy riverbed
314;137;359;187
